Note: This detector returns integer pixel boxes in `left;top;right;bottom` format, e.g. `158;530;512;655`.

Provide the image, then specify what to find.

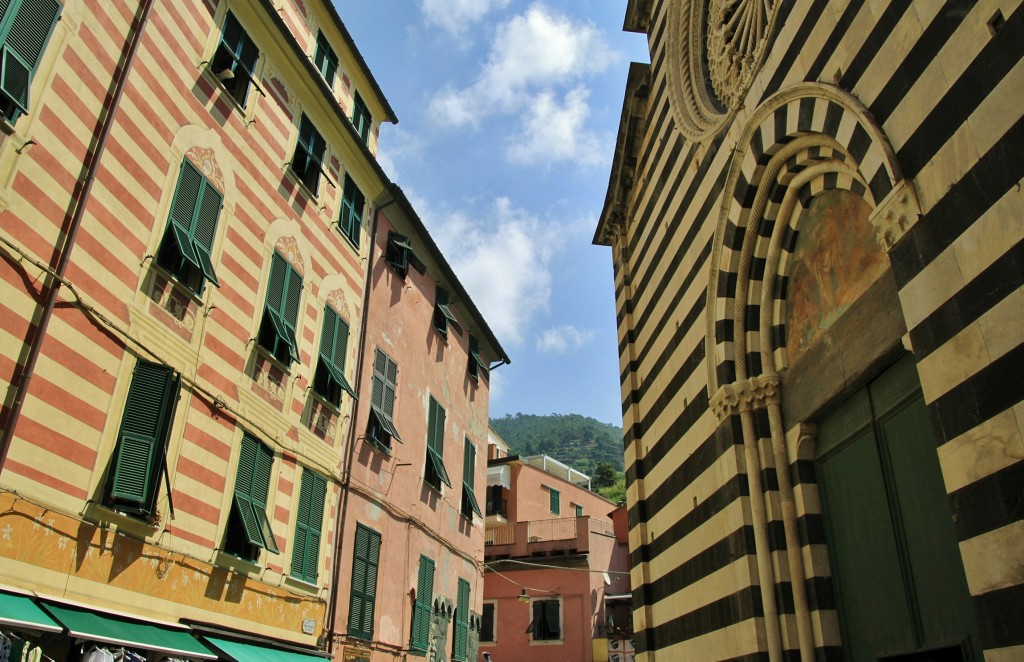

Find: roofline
388;185;511;367
320;1;398;123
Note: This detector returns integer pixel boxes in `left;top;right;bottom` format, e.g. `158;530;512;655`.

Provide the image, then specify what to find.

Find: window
452;578;470;661
461;437;481;519
574;503;583;517
312;30;337;87
410;555;434;654
290;468;326;583
224;432;279;561
527;599;562;641
433;287;462;339
480;602;496;643
156;159;223;295
0;0;61;122
104;360;180;518
292;113;326;194
367;348;401;451
257;252;302;366
385;231;412;278
348;523;381;640
313;305;355;407
549;487;560;515
338;174;364;248
210;10;258;106
424;396;452;491
468;335;488;382
352;91;372;144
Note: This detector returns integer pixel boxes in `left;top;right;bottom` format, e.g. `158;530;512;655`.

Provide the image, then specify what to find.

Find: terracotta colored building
483;441;630;662
0;0;395;658
328;190;509;662
596;0;1023;660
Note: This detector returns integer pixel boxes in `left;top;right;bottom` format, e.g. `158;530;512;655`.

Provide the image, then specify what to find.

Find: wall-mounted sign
302;618;315;635
343;647;371;662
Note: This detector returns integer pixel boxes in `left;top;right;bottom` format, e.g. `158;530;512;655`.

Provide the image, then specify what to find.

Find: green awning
0;592;61;632
204;636;328;661
41;602;217;659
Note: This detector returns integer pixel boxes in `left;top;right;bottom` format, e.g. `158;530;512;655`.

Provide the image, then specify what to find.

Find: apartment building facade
328;190;509;662
596;0;1023;660
0;0;395;658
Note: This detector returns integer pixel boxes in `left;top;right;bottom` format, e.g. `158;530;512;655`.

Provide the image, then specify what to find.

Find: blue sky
337;1;649;426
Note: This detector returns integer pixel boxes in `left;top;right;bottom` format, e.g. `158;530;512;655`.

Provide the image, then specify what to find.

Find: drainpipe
326;191;393;655
0;0;156;468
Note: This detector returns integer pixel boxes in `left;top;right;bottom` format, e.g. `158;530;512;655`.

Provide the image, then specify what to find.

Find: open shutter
251;441;279;554
192;179;222;287
166;161;204;270
281;262;302;363
319;307;354;398
263;253;300;364
111;361;176;509
426;397;452;488
339;175;363;247
462;438;481;517
0;0;61;117
545;600;561;638
234;434;279;554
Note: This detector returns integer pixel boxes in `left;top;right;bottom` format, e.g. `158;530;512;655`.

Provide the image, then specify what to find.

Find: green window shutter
385;232;412;277
468;335;487;381
233;433;279;554
0;0;61;119
352;92;372;143
453;578;470;661
549;488;560;515
411;555;434;652
163;159;222;291
110;360;178;510
192;177;222;287
425;397;451;489
338;174;363;248
367;349;401;447
291;469;325;582
348;523;381;640
293;114;325;193
313;31;337;87
433;287;462;338
461;437;481;518
261;252;302;364
315;306;354;403
575;503;583;517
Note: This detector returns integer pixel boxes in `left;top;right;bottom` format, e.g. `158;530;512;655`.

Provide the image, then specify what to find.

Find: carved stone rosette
709;373;781;421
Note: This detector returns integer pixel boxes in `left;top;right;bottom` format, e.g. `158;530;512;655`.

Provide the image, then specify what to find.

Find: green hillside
489;413;624;476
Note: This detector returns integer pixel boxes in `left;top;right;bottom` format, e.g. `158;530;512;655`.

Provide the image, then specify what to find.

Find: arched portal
706;84;980;661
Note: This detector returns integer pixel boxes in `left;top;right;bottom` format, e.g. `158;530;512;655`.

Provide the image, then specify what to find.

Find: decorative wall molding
709;373;781;420
868;179;922;251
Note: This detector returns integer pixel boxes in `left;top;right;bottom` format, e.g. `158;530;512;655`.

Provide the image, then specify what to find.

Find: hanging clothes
0;631;11;662
81;646;114;662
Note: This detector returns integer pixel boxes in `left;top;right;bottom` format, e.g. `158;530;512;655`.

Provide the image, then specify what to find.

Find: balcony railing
485;516;607;557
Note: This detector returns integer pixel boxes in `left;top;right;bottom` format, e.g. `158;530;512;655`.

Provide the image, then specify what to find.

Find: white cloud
420;0;510;37
536;325;595;354
428;3;617;153
505;86;606;166
417;196;560;346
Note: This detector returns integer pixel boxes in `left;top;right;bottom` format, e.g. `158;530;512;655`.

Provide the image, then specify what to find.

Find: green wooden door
816;355;980;661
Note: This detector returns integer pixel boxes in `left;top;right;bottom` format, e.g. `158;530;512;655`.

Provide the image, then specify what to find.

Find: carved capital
710;373;781;420
869;179;921;251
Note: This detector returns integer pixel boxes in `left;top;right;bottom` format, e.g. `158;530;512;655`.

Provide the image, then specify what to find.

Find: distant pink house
481;431;634;662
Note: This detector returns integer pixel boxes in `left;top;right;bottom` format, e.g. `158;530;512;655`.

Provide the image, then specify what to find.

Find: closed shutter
348;524;381;640
291;469;325;582
411;555;434;652
0;0;61;117
110;360;178;510
338;175;363;247
453;578;470;660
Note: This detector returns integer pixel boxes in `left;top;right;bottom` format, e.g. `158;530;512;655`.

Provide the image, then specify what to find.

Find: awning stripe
203;636;328;661
0;592;61;633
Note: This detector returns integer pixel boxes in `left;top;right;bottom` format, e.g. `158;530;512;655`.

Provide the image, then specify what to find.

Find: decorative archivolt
665;0;781;142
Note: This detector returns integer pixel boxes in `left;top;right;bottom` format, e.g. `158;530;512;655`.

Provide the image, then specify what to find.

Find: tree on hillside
592;461;618;489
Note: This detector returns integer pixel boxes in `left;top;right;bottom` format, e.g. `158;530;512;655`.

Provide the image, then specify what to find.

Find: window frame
0;0;62;123
257;251;302;367
424;395;452;491
385;231;412;278
460;436;481;519
348;523;382;641
351;91;372;144
291;113;327;195
223;432;280;561
526;598;563;643
338;173;364;249
290;468;326;584
312;30;338;88
312;305;355;407
480;601;496;644
549;487;560;515
367;348;401;451
410;555;435;655
156;159;223;296
210;10;259;107
468;335;488;382
104;359;180;519
433;286;463;339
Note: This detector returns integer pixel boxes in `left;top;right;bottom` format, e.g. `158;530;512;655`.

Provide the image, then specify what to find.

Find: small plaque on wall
343;647;371;662
302;618;315;635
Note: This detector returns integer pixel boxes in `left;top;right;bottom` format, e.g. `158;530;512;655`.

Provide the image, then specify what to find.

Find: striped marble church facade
597;0;1022;660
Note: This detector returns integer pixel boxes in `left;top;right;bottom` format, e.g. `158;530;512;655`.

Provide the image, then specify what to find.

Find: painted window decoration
527;599;562;641
461;437;481;519
433;286;462;339
480;602;495;643
292;113;326;194
409;555;435;654
313;305;355;407
367;348;401;451
312;30;337;88
156;159;223;295
352;91;372;144
290;468;326;583
104;360;180;519
549;487;560;515
338;174;365;248
424;396;452;491
223;432;280;561
348;523;382;640
210;10;258;106
468;335;488;382
257;251;302;366
452;578;471;661
0;0;62;122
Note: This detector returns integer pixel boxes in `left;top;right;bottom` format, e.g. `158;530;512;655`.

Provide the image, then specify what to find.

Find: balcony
484;516;614;559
